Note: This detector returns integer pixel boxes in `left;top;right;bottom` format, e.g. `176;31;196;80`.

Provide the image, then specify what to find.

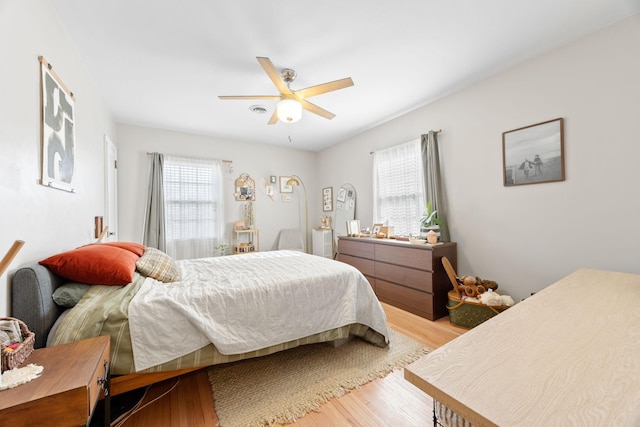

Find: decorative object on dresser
337;236;457;320
346;219;360;237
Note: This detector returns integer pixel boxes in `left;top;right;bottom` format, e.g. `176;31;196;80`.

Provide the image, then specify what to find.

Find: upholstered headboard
11;263;65;349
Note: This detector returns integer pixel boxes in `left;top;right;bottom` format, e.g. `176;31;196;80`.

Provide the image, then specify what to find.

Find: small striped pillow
136;247;181;283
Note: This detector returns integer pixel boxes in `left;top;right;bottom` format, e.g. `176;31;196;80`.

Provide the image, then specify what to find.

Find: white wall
0;1;117;315
116;124;319;253
319;13;640;302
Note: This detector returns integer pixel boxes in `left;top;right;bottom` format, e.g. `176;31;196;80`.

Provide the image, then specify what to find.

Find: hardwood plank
121;303;465;426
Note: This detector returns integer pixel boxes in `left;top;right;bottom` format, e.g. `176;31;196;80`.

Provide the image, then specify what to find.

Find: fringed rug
207;328;429;427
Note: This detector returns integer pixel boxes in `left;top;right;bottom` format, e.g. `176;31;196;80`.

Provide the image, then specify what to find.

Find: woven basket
1;317;35;372
447;290;509;329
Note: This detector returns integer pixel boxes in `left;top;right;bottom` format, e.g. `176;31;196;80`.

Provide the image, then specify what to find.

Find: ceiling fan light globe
277;99;302;123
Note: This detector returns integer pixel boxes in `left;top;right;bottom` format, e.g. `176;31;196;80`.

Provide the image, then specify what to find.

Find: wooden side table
0;335;111;427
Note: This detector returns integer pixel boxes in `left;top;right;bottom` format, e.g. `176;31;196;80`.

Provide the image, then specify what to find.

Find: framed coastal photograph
322;187;333;212
372;223;383;234
279;176;293;193
502;118;565;187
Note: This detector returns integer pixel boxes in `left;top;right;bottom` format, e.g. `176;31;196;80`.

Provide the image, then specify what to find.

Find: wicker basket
441;256;510;329
446;290;509;329
1;317;35;372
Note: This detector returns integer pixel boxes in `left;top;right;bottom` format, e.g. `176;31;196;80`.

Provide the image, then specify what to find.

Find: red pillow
102;241;145;256
40;245;139;286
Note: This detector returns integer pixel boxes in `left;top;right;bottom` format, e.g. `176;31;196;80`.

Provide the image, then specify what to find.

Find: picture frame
279;176;293;193
282;193;292;202
40;56;76;193
322;187;333;212
234;173;256;201
502;118;565;187
346;219;360;237
270;175;277;184
372;223;383;235
337;188;346;202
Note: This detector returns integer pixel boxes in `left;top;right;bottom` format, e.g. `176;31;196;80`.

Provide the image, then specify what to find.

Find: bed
11;244;389;396
404;268;640;426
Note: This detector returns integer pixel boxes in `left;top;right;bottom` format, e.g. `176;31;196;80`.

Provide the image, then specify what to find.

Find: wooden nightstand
0;335;111;427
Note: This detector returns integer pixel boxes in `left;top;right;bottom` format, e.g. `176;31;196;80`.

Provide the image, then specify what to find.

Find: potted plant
419;201;442;240
214;243;230;257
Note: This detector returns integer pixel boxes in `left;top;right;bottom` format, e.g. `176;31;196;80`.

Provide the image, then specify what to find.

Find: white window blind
163;155;224;259
373;139;425;237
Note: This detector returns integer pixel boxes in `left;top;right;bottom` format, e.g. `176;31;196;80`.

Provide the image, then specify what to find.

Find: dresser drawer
375;244;432;271
375;279;433;319
375;262;433;293
88;340;111;416
339;239;375;259
337;253;375;277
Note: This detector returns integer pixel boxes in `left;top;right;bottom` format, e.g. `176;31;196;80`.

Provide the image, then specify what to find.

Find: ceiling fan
219;56;354;125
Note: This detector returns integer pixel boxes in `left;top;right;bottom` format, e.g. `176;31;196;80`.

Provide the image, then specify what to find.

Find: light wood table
405;269;640;426
0;335;111;427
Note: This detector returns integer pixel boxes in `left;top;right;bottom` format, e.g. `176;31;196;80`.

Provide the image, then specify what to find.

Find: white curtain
163;155;225;260
373;139;425;236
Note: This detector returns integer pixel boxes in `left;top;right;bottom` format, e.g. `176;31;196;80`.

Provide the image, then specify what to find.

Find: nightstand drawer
88;338;111;417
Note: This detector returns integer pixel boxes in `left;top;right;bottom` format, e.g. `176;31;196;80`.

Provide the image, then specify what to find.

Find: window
163;155;224;259
373;139;425;236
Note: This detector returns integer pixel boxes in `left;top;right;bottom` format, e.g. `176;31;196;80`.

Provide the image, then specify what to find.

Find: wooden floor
117;303;466;426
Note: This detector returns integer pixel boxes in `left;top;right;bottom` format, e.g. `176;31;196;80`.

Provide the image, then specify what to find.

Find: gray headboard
11;263;65;349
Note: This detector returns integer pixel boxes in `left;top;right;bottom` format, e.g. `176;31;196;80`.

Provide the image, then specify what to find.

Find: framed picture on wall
322;187;333;211
502;118;565;187
40;56;76;193
279;176;293;193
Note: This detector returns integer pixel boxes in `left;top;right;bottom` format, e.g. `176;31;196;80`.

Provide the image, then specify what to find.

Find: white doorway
104;135;118;242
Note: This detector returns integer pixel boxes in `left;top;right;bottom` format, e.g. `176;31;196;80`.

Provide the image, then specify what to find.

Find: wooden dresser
337;237;457;320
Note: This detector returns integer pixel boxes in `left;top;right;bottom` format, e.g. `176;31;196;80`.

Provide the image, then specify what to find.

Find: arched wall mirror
333;183;357;249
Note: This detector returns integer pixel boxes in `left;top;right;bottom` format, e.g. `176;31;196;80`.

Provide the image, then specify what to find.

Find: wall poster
40;56;76;192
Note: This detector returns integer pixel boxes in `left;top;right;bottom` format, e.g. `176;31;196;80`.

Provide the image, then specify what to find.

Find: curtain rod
146;152;232;163
369;129;442;154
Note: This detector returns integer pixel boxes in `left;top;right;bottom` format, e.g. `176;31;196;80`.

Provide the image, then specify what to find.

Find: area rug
207;328;429;427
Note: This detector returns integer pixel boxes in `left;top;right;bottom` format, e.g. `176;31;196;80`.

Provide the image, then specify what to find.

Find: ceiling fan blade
256;57;292;96
218;95;282;100
295;77;354;99
267;109;279;125
300;99;335;120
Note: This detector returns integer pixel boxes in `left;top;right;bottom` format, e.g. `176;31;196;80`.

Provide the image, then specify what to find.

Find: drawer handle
97;359;110;396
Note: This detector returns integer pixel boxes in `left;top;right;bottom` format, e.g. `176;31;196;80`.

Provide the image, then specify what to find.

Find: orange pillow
40;244;139;286
102;241;145;256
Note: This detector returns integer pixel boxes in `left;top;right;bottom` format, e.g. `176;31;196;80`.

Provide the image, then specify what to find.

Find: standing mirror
333;183;357;250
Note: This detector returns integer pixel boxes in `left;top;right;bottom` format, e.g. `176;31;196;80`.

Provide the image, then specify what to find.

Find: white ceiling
50;0;640;152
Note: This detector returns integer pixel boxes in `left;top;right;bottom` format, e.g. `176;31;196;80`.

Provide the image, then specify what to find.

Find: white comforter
129;250;389;372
